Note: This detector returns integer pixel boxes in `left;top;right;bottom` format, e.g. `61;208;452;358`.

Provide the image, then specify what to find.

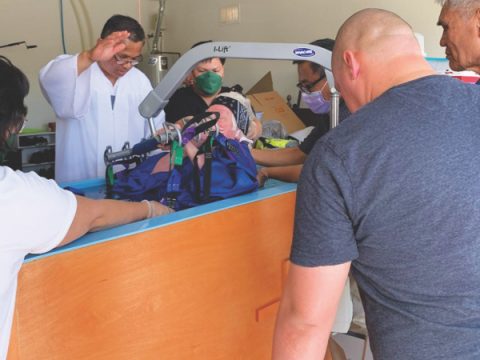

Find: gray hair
436;0;480;17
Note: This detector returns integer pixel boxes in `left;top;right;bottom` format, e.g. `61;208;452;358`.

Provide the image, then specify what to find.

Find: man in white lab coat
40;15;164;183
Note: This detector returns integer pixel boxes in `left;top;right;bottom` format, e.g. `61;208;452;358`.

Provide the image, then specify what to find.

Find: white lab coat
39;54;164;183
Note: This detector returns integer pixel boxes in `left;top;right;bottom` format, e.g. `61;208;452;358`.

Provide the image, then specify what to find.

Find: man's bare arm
252;147;306;167
257;165;303;186
58;195;172;247
272;261;351;359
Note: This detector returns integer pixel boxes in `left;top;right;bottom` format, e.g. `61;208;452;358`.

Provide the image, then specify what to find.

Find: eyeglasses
113;54;143;66
296;76;325;94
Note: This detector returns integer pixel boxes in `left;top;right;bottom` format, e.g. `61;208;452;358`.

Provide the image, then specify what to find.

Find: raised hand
77;31;130;75
88;31;130;62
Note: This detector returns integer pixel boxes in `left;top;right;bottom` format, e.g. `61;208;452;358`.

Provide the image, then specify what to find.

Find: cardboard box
248;91;305;134
246;71;305;134
246;71;274;95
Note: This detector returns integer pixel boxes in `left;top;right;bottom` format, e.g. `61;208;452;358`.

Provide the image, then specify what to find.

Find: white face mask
301;81;331;114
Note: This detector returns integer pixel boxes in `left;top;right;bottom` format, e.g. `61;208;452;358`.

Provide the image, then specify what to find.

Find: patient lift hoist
103;41;341;185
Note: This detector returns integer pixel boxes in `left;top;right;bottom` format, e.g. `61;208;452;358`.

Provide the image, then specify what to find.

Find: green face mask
194;71;223;96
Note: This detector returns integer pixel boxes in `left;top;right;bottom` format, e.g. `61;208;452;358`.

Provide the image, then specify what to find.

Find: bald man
273;8;480;360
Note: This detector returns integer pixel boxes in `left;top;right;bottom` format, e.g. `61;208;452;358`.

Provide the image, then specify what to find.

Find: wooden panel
9;192;295;360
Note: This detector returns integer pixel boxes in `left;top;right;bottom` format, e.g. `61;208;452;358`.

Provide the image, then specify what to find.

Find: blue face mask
301;90;331;114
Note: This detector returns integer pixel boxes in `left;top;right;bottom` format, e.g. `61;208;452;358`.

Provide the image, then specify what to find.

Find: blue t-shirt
292;75;480;359
298;101;351;155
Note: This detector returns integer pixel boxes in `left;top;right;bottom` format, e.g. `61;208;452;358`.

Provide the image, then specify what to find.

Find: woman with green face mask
164;40;240;125
193;68;224;96
164;56;229;125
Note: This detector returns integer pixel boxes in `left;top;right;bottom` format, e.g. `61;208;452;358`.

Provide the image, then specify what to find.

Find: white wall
1;0;445;129
163;0;445;104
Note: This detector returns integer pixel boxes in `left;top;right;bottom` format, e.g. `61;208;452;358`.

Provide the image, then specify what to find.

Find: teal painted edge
425;57;448;61
25;179;297;263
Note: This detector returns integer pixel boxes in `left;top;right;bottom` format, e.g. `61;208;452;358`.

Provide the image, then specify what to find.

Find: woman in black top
164;41;232;124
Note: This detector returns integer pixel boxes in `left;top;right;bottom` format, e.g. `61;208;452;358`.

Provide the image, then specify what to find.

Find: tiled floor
333;332;374;360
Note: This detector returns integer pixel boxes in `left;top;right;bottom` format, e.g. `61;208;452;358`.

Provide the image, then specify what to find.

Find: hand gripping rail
139;41;341;132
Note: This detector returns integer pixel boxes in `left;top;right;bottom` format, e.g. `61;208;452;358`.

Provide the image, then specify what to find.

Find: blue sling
111;113;258;210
